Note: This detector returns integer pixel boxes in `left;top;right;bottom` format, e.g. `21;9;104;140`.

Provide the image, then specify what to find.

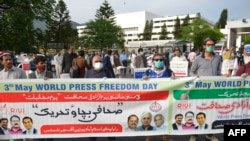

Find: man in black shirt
62;45;78;73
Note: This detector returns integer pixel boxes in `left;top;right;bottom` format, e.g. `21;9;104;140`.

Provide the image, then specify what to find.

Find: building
77;11;204;52
220;18;250;50
77;11;250;53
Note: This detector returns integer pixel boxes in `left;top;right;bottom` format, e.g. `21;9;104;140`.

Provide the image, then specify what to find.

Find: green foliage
173;17;181;39
142;20;153;40
242;35;250;44
180;17;224;49
0;0;56;53
95;0;115;24
159;23;168;40
182;14;190;27
215;9;228;28
45;0;77;51
82;0;125;51
83;19;125;51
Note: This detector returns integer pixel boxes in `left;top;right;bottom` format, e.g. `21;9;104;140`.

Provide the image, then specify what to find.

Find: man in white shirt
171;47;188;62
54;50;63;78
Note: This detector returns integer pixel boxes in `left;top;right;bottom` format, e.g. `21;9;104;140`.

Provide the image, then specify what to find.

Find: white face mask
94;62;103;70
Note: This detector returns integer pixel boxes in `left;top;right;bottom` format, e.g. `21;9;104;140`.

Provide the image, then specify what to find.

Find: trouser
121;60;127;75
55;65;62;78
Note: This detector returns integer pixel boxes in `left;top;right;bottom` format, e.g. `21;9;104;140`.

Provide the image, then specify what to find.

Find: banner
1;77;250;139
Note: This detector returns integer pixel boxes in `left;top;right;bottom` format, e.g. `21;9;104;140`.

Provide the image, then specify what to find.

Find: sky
63;0;250;24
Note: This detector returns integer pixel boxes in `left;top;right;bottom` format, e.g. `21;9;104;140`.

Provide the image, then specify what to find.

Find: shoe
205;135;219;141
189;135;197;141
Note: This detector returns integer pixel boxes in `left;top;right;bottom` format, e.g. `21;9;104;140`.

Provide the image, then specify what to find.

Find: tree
173;17;181;39
83;19;124;51
142;20;153;40
182;14;190;27
83;1;124;51
180;17;224;50
46;0;77;51
215;9;228;28
95;0;115;24
159;23;168;40
0;0;56;53
242;35;250;44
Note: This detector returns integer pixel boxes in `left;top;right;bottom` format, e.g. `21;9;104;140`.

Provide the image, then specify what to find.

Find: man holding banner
189;37;220;141
142;53;173;141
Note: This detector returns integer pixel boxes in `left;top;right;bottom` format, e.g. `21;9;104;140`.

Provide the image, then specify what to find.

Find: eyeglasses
206;44;214;46
154;59;163;61
95;61;102;63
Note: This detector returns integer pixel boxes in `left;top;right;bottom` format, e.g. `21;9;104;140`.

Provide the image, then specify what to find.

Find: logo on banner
149;101;162;112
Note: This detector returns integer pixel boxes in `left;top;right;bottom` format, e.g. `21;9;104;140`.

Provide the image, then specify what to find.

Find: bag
69;59;80;78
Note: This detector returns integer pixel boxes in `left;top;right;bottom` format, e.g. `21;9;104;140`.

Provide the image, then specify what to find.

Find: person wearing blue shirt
142;53;174;80
119;49;128;76
142;53;173;141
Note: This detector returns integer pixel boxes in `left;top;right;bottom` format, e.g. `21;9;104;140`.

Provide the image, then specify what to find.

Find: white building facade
220;18;250;49
76;11;201;46
77;11;250;52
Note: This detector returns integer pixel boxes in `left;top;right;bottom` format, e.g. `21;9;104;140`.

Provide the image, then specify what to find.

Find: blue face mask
154;60;163;68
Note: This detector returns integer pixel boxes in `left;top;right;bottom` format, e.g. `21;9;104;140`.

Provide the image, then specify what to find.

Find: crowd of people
1;36;250;141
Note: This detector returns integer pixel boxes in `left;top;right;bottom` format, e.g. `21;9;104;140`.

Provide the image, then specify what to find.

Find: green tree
159;23;168;40
83;19;124;51
182;14;190;27
142;20;153;40
215;9;228;28
242;35;250;44
173;17;181;39
46;0;77;50
95;0;115;24
0;0;56;53
180;17;224;50
82;0;124;51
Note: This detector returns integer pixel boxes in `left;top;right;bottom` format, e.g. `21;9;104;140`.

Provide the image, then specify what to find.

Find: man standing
28;56;53;79
0;52;27;79
103;50;115;78
62;45;77;73
85;55;115;141
190;37;221;77
189;37;220;141
54;50;63;78
119;49;128;76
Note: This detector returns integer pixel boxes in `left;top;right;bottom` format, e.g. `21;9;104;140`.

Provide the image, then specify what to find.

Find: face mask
206;47;214;52
37;65;45;72
154;60;163;68
94;62;103;70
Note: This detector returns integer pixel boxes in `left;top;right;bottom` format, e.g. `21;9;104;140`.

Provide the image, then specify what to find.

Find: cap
0;51;11;58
